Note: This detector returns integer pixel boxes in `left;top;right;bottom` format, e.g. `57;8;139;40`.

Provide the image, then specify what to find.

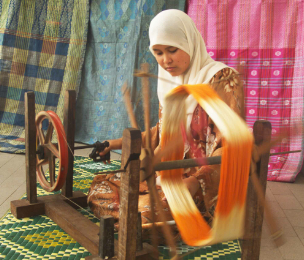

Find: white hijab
149;9;230;127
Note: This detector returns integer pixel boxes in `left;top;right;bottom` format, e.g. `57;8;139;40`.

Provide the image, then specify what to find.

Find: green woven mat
0;156;241;260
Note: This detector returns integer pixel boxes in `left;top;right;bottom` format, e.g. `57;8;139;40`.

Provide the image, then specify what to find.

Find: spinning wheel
128;64;293;256
10;74;296;260
35;110;68;192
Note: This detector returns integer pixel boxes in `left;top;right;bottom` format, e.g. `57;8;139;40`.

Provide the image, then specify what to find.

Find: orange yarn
160;84;252;246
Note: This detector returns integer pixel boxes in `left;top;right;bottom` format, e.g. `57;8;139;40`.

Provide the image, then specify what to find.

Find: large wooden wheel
35;111;68;192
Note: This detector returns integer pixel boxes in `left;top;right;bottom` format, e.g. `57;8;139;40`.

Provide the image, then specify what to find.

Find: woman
88;9;244;228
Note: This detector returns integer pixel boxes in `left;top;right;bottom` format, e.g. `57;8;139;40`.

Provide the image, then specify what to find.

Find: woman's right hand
156;175;162;186
99;144;111;157
99;138;123;164
99;144;112;164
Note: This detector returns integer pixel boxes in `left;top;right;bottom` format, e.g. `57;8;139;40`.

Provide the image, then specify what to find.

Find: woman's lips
166;67;176;71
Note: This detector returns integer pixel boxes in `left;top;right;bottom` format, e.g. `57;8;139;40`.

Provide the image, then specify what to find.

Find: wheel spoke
37;158;48;167
45;123;54;143
45;143;60;158
48;154;56;186
37;122;46;144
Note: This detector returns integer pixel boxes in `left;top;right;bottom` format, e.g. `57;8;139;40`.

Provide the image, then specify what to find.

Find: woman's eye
169;49;178;53
156;52;162;56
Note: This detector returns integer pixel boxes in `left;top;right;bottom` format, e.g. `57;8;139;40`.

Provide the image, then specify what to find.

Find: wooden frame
11;90;88;218
241;121;271;260
10;90;270;260
11;91;152;260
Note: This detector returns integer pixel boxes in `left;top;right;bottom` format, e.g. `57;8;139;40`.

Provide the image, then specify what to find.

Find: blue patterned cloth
74;0;185;146
0;0;89;153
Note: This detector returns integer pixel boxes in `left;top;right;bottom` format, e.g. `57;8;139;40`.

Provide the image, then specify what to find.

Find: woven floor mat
0;156;241;260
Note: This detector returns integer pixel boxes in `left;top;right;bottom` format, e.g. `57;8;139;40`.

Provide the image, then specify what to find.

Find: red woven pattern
187;0;304;182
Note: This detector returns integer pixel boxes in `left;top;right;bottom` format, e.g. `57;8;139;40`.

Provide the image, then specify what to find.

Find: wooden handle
122;82;139;129
141;63;151;149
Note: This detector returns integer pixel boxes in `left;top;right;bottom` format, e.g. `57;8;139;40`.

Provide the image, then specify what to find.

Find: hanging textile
0;0;89;153
187;0;304;182
74;0;186;146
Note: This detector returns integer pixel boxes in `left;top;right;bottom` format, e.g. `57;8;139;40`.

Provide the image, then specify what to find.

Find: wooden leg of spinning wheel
99;215;115;259
250;170;284;247
62;90;76;198
136;212;143;251
25;92;37;203
241;120;271;260
118;128;142;260
146;176;159;260
149;178;177;258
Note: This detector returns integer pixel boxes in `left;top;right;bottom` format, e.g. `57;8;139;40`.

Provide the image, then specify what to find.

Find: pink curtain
187;0;304;182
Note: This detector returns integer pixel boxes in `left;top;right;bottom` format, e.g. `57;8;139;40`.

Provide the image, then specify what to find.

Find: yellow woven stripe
55;1;88;118
16;1;36;34
21;230;77;248
70;0;88;41
35;104;45;114
62;67;78;84
35;78;50;93
2;98;18;114
0;0;11;29
8;74;24;90
55;79;77;120
39;53;54;68
44;0;62;38
0;123;13;133
12;48;28;64
65;56;81;72
0;28;85;44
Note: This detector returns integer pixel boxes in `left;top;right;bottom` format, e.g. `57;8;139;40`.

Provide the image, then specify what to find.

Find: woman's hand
155;175;200;201
99;138;122;164
99;145;112;164
183;176;200;197
155;175;162;186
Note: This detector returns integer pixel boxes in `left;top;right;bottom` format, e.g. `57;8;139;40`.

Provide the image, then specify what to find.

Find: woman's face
152;45;190;76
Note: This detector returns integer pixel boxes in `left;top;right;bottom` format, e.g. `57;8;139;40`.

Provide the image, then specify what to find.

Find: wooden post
62;90;76;197
117;128;142;260
136;212;143;251
99;216;115;259
25;92;37;203
241;120;271;260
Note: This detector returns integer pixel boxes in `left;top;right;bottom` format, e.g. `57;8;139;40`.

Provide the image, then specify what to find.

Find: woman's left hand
183;176;200;197
156;175;200;199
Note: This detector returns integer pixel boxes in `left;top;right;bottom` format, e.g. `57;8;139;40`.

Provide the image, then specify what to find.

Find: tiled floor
0;147;303;260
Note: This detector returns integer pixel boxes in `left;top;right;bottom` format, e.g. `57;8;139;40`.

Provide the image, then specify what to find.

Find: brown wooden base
45;199;99;255
85;242;154;260
10;191;87;219
10;191;101;255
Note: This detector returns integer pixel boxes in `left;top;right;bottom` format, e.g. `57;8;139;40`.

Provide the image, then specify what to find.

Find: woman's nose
163;54;172;64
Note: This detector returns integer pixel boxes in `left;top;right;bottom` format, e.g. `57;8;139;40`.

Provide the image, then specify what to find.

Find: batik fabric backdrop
187;0;304;182
0;0;89;153
74;0;185;145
